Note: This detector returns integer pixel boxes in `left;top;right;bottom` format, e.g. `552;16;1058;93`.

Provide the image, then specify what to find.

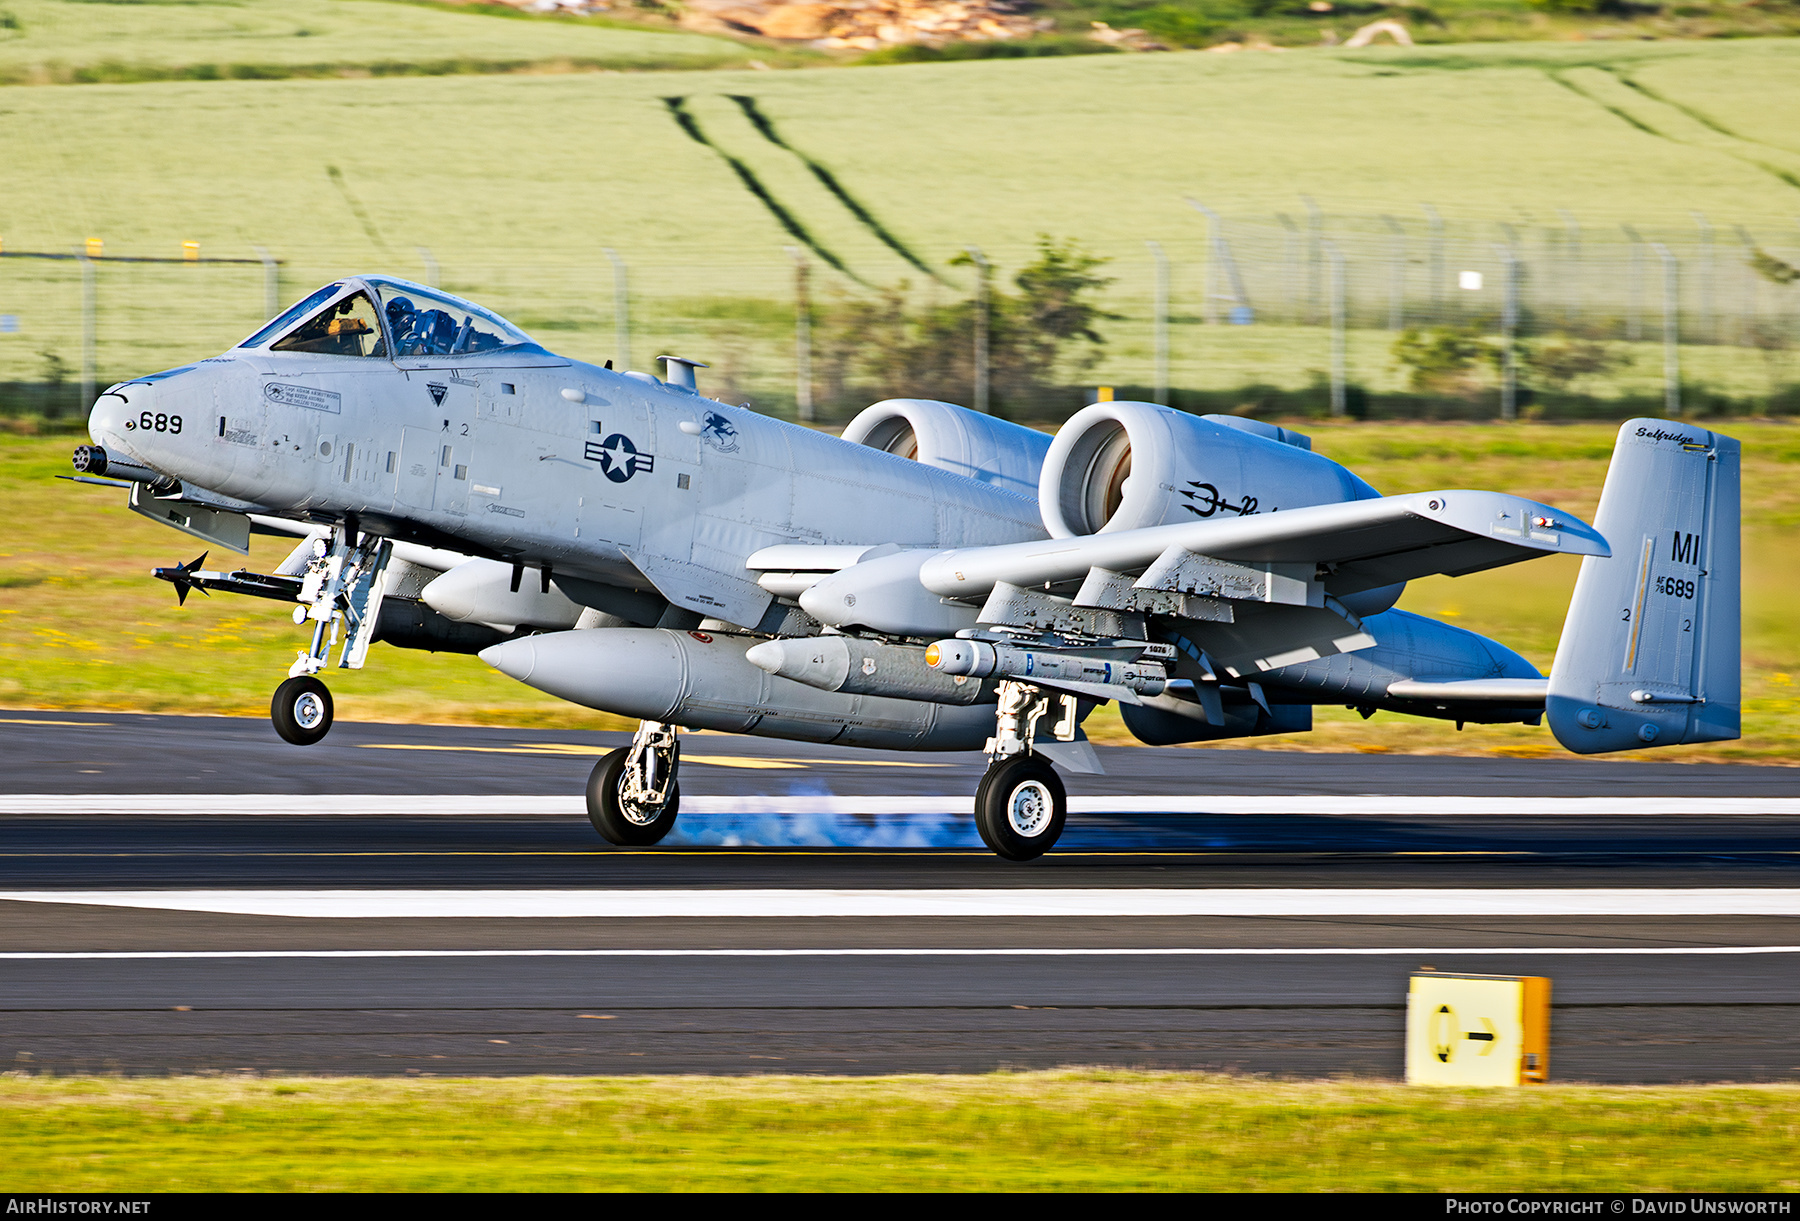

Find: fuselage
84;275;1546;746
84;278;1046;589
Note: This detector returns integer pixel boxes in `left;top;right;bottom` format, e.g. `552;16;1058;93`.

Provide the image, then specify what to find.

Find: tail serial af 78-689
68;276;1741;860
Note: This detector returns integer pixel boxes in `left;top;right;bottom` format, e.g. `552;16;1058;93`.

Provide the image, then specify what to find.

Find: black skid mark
661;97;860;282
726;94;947;285
325;165;393;256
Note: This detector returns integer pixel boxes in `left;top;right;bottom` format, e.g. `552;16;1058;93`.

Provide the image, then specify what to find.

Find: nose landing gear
266;522;392;747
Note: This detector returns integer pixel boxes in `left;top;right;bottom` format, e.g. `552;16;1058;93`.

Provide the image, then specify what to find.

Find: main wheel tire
586;746;681;846
271;675;333;746
973;753;1067;861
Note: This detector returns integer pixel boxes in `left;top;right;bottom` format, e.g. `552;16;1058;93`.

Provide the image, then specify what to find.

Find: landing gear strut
587;720;682;845
974;680;1073;861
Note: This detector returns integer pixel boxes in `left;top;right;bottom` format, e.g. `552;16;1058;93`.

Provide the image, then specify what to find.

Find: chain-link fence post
1276;213;1300;324
787;247;814;423
1326;240;1346;418
1654;242;1682;418
78;249;95;416
1147;239;1169;406
1622;225;1644;343
1732;224;1757;348
1557;209;1581;330
1191;203;1220;327
1423;203;1444;322
967;246;990;414
1692;211;1715;345
1304;195;1323;325
255;246;280;320
604;248;630;371
1497;243;1519;422
1382;215;1405;331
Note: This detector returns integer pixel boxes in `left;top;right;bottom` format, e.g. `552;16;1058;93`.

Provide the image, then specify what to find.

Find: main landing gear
587;720;682;845
974;680;1074;861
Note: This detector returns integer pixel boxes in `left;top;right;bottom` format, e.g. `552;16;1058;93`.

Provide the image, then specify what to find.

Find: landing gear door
340;538;394;670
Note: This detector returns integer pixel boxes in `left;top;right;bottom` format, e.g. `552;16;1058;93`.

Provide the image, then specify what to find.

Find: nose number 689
139;411;182;434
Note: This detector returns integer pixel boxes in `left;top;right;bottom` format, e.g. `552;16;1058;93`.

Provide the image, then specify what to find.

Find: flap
1178;602;1377;677
623;549;772;630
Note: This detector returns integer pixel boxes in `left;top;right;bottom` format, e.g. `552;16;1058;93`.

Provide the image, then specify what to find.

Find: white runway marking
5;794;1800;816
4;888;1799;919
4;946;1799;960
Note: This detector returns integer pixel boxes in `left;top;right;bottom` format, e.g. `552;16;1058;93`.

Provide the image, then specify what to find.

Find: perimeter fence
3;205;1798;426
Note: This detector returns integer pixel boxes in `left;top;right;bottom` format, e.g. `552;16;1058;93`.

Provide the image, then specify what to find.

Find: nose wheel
271;675;334;746
974;752;1067;861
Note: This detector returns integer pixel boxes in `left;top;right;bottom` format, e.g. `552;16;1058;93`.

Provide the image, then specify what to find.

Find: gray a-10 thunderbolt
69;276;1740;859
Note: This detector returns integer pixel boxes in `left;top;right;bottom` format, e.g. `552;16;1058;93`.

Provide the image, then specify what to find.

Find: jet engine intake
842;399;1052;498
1039;402;1381;538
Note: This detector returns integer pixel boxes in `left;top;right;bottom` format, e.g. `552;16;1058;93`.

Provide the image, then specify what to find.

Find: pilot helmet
385;296;416;328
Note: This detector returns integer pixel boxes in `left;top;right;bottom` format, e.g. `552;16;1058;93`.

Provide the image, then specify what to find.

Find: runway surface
2;710;1797;1080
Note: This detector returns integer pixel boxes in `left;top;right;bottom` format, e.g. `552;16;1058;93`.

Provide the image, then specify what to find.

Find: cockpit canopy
239;277;534;358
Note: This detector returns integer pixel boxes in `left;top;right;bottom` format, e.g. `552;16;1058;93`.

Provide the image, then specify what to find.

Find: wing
914;490;1608;677
919;490;1607;602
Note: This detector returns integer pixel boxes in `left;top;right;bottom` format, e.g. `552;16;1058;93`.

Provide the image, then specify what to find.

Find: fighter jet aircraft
70;276;1740;859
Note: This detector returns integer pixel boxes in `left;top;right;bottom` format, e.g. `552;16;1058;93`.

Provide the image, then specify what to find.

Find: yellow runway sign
1406;971;1551;1086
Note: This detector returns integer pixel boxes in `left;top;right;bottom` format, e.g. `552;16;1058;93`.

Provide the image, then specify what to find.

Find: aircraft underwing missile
744;636;995;705
926;638;1168;700
479;627;994;750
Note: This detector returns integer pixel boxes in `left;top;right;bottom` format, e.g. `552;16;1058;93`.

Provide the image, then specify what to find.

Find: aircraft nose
87;384;140;448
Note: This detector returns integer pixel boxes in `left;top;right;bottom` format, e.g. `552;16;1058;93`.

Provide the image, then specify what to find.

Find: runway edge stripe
5;795;1800;816
6;946;1800;960
4;888;1800;918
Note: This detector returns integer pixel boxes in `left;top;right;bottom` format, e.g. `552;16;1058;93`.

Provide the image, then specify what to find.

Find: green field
3;422;1793;762
3;36;1800;418
2;1073;1797;1191
5;38;1797;264
0;0;771;85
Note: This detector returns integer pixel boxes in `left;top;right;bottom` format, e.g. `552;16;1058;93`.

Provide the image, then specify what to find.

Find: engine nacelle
1039;402;1380;538
842;399;1051;499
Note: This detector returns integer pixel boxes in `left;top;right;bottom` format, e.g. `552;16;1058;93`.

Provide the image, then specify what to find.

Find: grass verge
3;1073;1798;1192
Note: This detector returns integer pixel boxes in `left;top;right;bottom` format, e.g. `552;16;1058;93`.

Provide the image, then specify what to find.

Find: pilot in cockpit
386;296;460;357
